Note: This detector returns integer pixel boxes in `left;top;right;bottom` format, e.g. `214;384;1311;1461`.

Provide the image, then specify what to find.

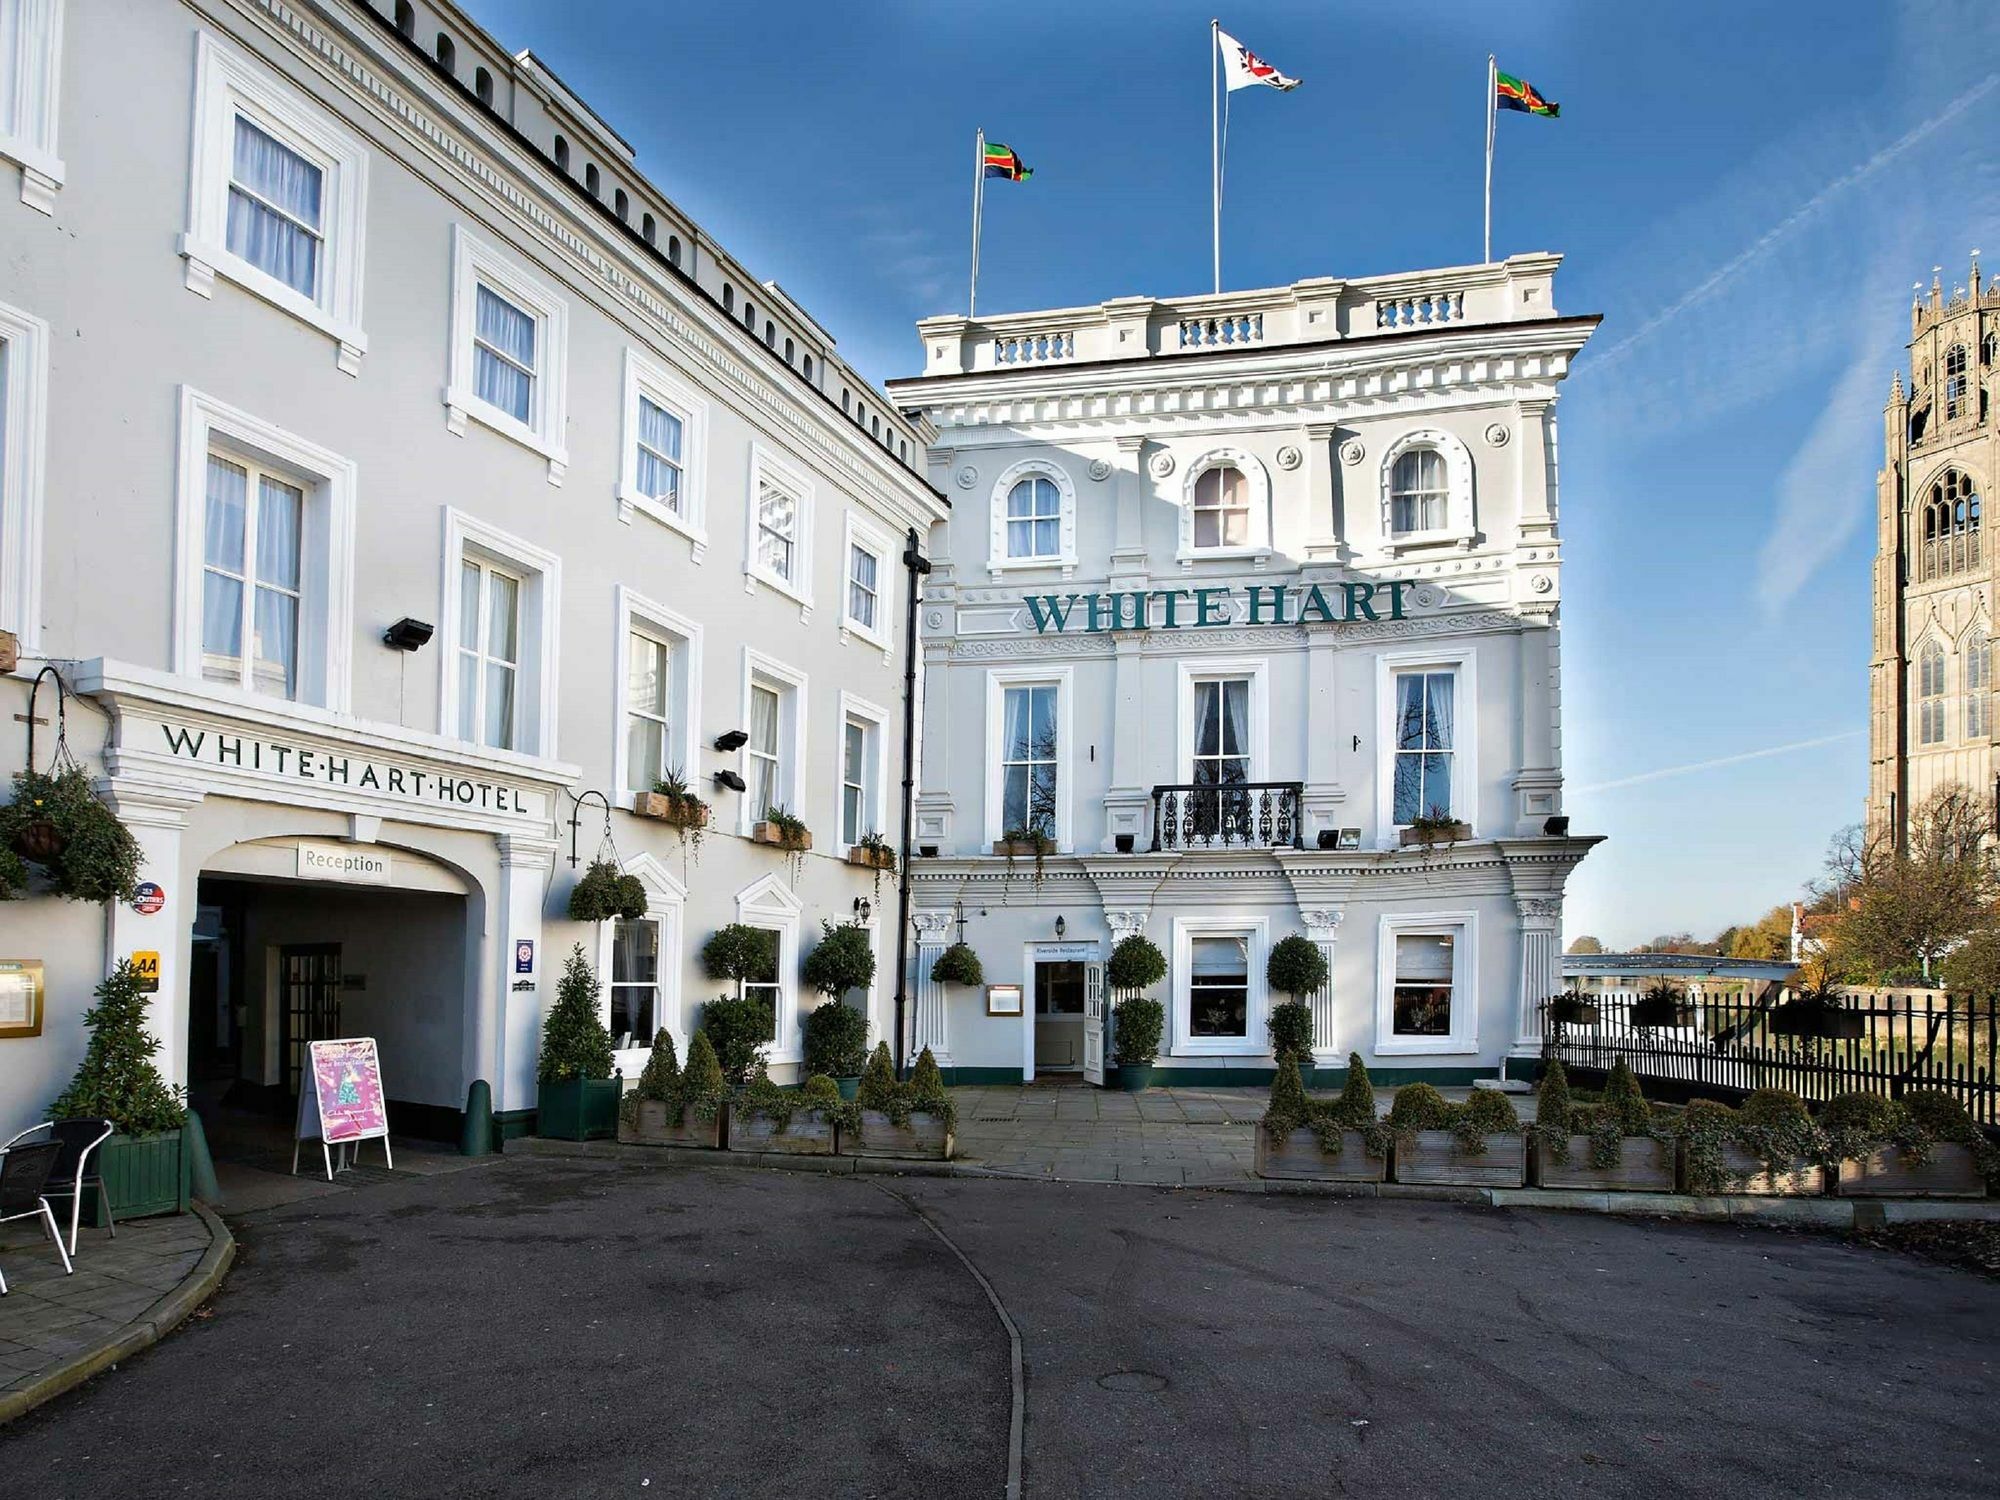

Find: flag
982;142;1033;181
1495;69;1559;118
1218;27;1300;92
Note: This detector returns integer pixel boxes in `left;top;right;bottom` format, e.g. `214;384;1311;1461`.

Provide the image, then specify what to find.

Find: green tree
49;960;187;1135
1564;934;1605;955
538;946;615;1083
1725;905;1794;961
1817;786;1997;981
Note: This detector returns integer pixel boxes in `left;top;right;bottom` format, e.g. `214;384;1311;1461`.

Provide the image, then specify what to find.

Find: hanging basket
12;818;65;863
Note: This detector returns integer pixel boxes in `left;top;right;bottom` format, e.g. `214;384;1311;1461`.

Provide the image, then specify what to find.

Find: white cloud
1755;346;1892;615
1571;729;1865;795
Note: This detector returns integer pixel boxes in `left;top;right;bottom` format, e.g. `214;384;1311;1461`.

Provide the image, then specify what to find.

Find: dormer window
1191;464;1250;548
1378;429;1475;551
1390;449;1448;534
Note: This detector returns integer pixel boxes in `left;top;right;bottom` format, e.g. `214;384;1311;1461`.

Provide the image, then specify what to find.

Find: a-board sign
292;1037;394;1180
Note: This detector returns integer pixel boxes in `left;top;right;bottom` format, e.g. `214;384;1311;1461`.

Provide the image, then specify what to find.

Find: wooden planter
538;1078;622;1141
1533;1135;1677;1192
752;822;811;852
1835;1143;1986;1199
1694;1145;1825;1196
992;839;1053;859
1391;1130;1527;1188
1255;1125;1387;1183
618;1100;724;1150
1399;821;1472;848
850;1110;954;1160
87;1128;191;1224
632;792;709;829
846;844;896;871
728;1104;836;1155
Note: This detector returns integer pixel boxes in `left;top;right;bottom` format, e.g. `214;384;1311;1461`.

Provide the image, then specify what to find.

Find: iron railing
1149;781;1304;851
1540;990;2000;1127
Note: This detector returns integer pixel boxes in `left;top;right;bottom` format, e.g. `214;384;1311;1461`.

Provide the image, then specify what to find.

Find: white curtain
748;685;781;815
848;545;878;628
636;397;682;505
474;285;535;421
249;477;301;697
1221;679;1250;781
201;456;247;669
228;117;322;296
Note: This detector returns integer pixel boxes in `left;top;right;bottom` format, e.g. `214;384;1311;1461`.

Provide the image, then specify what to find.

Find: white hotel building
889;261;1600;1084
0;0;944;1136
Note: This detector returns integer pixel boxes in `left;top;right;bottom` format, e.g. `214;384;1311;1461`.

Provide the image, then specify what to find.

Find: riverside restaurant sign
1023;581;1420;634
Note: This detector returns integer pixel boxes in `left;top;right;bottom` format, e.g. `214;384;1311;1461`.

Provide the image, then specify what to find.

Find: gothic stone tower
1869;255;2000;843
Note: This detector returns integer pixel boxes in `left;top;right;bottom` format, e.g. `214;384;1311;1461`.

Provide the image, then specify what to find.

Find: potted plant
1398;806;1472;850
1530;1059;1676;1191
849;1043;957;1160
729;1065;854;1156
1111;995;1164;1092
635;768;710;865
1387;1084;1527;1187
993;825;1055;883
702;923;780;1075
753;804;812;881
49;959;190;1222
616;1028;726;1149
1;765;145;904
848;830;897;874
1266;932;1326;1086
1255;1051;1392;1183
929;942;984;989
1820;1090;1989;1198
1768;960;1866;1041
536;946;620;1140
567;857;648;923
1630;979;1694;1030
1106;933;1166;996
801;924;874;1099
1545;988;1600;1027
1675;1088;1827;1196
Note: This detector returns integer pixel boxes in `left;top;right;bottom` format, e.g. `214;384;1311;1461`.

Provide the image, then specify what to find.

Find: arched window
667;236;681;268
1945;344;1969;420
1918;640;1948;746
1390;448;1450;534
802;355;814;382
1921;470;1981;580
723;285;734;313
1984;331;1997;367
1191;464;1251;549
641;213;655;245
614;189;629;220
743;300;755;328
841;390;850;413
764;321;776;348
434;33;455;73
1967;627;1991;739
784;337;795;363
584;163;600;197
474;67;493;105
395;1;414;38
553;135;569;173
1004;476;1062;559
870;413;880;437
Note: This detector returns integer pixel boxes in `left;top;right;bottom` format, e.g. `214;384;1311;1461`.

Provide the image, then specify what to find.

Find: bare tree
1815;784;1997;981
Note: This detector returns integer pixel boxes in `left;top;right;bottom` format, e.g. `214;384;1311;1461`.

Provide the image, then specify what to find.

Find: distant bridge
1560;953;1798;984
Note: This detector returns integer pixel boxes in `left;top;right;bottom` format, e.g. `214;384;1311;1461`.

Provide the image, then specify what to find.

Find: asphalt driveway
1;1158;1994;1498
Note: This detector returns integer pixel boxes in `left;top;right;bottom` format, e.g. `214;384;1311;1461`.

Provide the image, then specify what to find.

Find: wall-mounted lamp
713;729;750;752
713;769;747;793
853;897;873;923
1054;915;1067;938
382;617;434;652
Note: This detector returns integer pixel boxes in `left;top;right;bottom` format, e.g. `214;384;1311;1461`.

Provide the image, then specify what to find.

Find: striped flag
982;142;1033;181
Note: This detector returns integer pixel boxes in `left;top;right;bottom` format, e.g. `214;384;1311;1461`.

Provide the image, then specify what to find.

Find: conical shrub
1602;1058;1650;1136
1334;1051;1376;1124
1536;1059;1574;1137
858;1041;897;1110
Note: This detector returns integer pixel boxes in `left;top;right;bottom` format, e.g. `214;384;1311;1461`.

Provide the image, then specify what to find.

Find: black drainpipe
893;526;932;1077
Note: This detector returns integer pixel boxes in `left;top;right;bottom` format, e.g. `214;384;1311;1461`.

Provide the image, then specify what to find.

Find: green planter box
538;1078;622;1141
86;1128;191;1224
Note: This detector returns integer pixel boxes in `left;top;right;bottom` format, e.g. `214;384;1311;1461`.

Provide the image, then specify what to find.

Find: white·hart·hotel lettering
159;722;535;816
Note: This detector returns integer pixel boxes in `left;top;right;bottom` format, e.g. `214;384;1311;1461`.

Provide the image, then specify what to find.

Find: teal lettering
1383;580;1412;620
1246;585;1289;625
1111;592;1149;630
162;725;205;758
1344;582;1380;622
1085;594;1115;632
1297;585;1336;624
1024;595;1079;634
216;735;243;766
1194;588;1229;626
1151;588;1190;628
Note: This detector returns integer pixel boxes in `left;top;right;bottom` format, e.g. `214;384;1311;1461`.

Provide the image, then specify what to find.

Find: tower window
615;188;629;220
1921;469;1981;581
585;163;600;197
667;236;681;268
1918;640;1948;746
1945;344;1968;420
642;213;656;245
1968;627;1991;739
395;1;414;38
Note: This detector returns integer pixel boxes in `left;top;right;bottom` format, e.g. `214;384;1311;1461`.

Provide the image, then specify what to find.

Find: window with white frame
1392;668;1456;824
0;0;65;212
740;926;782;1027
1375;913;1476;1054
1191;679;1251;787
739;651;806;829
988;462;1076;574
734;872;804;1058
1006;477;1061;559
838;703;885;848
1191;465;1251;549
0;297;50;652
1967;628;1991;740
745;448;813;607
615;588;700;800
746;682;782;814
440;509;559;756
1189;934;1251;1041
174;388;355;712
1390;933;1455;1038
1378;430;1475;549
842;514;892;650
757;484;795;580
625;631;673;792
1918;641;1948;746
182;34;368;371
1389;449;1449;534
618;350;707;547
445;225;569;481
608;918;659;1051
1000;684;1059;836
595;855;687;1063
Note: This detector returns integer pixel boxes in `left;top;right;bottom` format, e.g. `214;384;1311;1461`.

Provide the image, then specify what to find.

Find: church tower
1868;255;2000;843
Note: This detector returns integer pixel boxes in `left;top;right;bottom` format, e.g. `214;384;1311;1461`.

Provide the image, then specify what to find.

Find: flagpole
1483;54;1496;264
1211;19;1221;294
970;128;985;317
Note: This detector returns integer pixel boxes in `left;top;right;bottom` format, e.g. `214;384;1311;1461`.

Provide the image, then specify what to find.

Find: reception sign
293;1037;394;1180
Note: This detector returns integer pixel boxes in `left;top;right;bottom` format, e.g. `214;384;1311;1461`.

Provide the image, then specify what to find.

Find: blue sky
467;0;2000;948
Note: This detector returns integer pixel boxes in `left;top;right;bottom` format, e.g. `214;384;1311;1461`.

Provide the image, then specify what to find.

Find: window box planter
1532;1135;1677;1192
1390;1131;1527;1188
991;838;1052;857
1398;820;1471;848
632;791;709;830
538;1078;622;1141
1834;1144;1986;1199
850;1110;955;1161
727;1103;837;1156
1630;996;1696;1030
1254;1125;1388;1184
618;1100;724;1150
85;1128;191;1225
752;822;811;852
1769;1000;1867;1041
846;843;896;871
1546;996;1600;1027
1693;1146;1825;1196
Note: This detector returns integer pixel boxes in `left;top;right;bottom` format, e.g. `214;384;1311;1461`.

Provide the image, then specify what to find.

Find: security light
713;729;750;752
713;769;747;793
1544;815;1571;837
382;617;434;652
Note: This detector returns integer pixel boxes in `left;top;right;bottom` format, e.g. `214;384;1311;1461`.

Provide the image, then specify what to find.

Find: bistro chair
0;1121;53;1150
0;1140;74;1293
37;1119;116;1256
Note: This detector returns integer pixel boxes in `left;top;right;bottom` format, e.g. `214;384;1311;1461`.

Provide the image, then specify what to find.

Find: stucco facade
888;262;1601;1083
0;0;944;1133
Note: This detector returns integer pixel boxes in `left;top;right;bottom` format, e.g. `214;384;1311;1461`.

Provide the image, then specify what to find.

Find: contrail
1591;72;1998;370
1571;729;1864;795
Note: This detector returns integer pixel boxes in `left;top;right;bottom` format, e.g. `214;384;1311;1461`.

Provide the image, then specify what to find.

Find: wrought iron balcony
1149;782;1304;852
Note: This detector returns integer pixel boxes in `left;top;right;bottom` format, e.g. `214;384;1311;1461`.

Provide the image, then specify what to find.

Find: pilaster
910;909;954;1061
495;834;558;1114
98;780;204;1094
1512;895;1563;1053
1302;422;1342;561
1300;907;1344;1061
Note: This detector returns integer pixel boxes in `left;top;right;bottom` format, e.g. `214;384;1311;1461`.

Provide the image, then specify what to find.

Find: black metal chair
35;1119;115;1256
0;1140;74;1293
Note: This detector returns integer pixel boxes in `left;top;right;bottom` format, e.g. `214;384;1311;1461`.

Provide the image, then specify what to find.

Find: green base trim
940;1067;1027;1085
493;1108;539;1142
1146;1064;1494;1088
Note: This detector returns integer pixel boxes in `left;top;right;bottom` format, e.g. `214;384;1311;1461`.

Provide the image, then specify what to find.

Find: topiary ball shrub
1738;1087;1810;1129
1266;933;1329;1000
1267;999;1313;1064
802;921;877;1001
929;942;984;988
538;946;615;1084
1387;1083;1452;1135
567;858;648;923
802;999;869;1078
48;959;187;1135
1106;934;1167;994
704;923;777;988
701;994;773;1085
1111;995;1164;1067
1461;1090;1522;1135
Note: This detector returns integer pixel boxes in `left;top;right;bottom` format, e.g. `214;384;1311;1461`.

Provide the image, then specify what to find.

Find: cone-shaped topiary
1536;1059;1574;1138
1106;934;1167;994
1602;1058;1651;1136
682;1031;726;1116
911;1046;946;1095
634;1029;681;1102
1263;1052;1310;1134
48;959;187;1135
1332;1052;1377;1126
537;945;615;1083
858;1041;898;1110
